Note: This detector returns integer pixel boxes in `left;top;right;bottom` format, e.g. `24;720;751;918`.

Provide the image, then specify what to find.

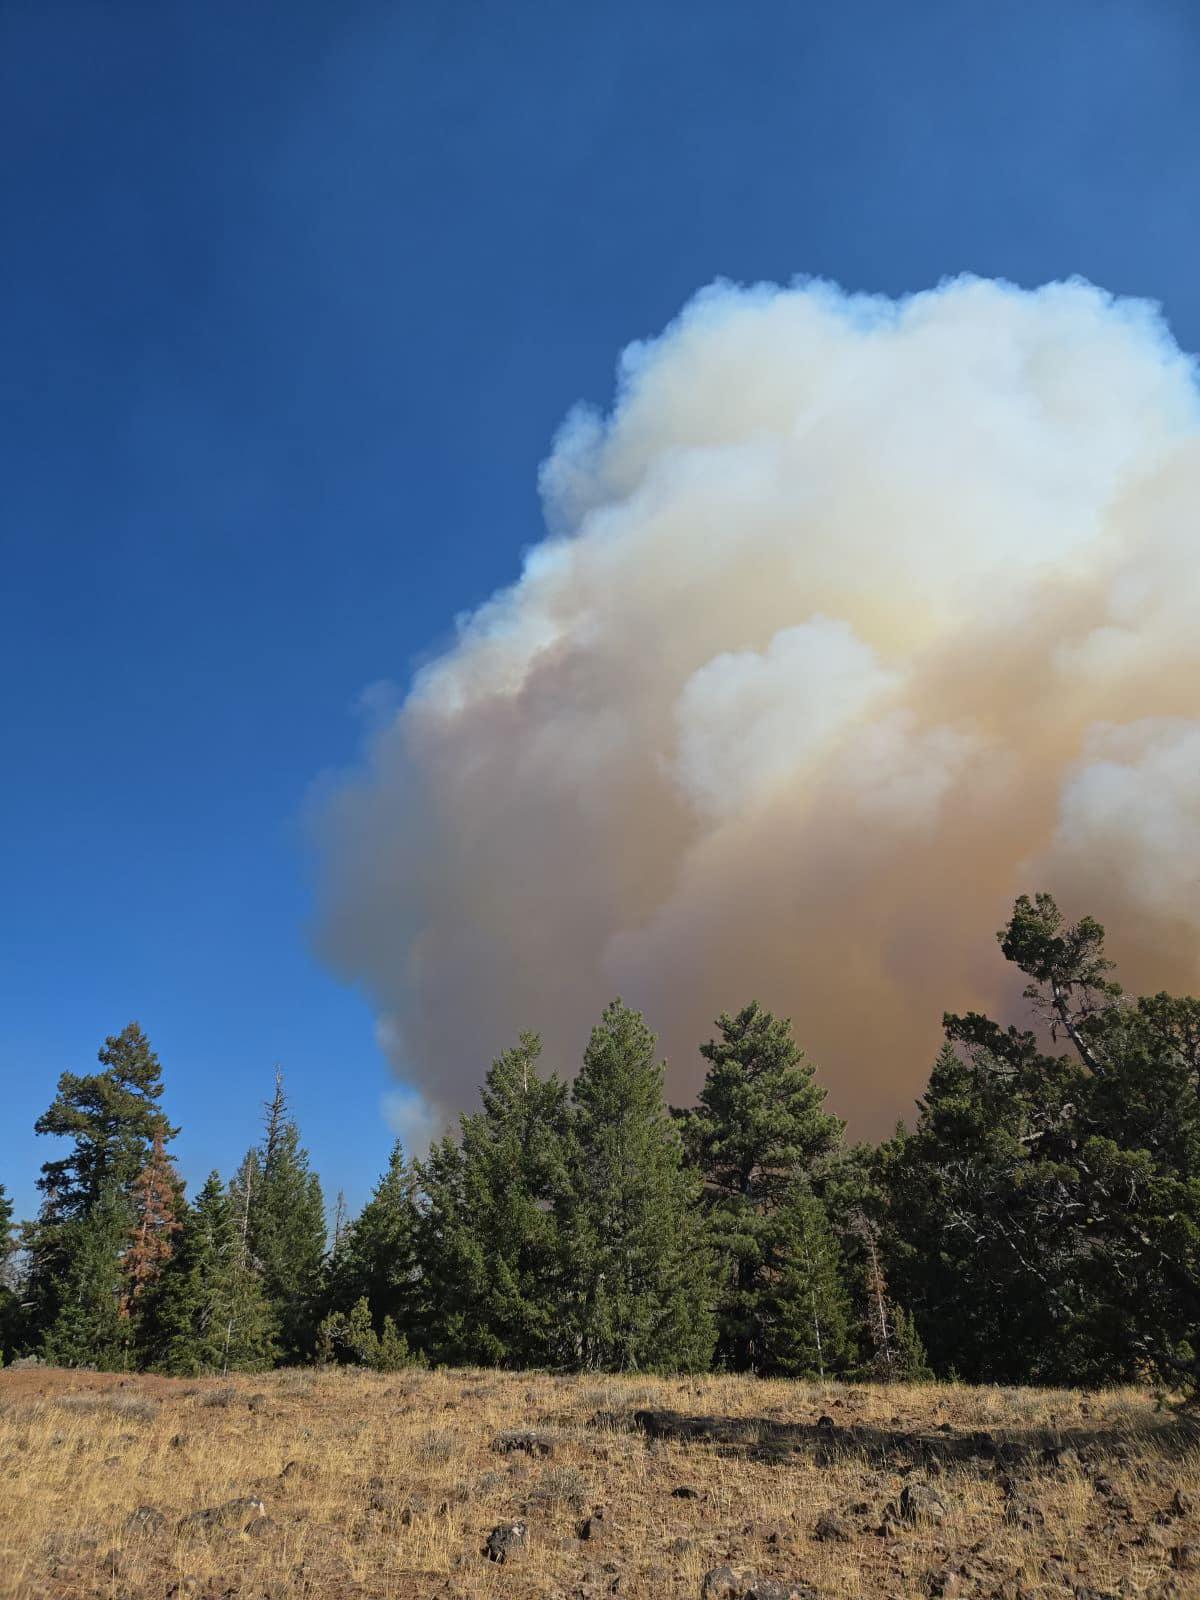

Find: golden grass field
1;1364;1198;1600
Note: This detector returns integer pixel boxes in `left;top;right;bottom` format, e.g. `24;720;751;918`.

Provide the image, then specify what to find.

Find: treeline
1;894;1197;1396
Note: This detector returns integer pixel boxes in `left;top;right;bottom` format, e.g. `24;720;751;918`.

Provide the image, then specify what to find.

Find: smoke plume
314;276;1200;1136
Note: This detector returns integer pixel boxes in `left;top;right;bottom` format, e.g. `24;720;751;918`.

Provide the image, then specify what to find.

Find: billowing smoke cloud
314;275;1200;1136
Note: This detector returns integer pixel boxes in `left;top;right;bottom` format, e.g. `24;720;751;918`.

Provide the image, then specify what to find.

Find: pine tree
27;1023;177;1357
35;1024;177;1214
419;1035;569;1366
559;1001;715;1372
241;1072;327;1362
679;1002;845;1372
151;1173;275;1374
330;1142;422;1346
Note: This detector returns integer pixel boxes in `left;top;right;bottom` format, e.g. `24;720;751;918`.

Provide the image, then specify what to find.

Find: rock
578;1508;610;1540
484;1520;527;1563
700;1568;740;1600
744;1581;812;1600
1172;1488;1196;1518
1005;1499;1046;1532
180;1495;267;1534
1172;1543;1198;1571
813;1510;851;1542
125;1505;166;1536
900;1482;947;1525
244;1515;277;1539
491;1430;556;1458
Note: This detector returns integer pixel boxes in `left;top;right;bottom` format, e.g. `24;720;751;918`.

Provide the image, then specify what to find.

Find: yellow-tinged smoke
314;276;1200;1136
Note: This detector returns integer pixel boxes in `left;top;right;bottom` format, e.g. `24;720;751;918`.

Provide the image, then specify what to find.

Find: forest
2;893;1197;1400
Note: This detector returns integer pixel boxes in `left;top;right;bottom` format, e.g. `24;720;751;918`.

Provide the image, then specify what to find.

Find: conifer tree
419;1035;569;1366
151;1173;275;1374
757;1187;854;1378
123;1132;183;1312
40;1183;130;1368
239;1072;327;1362
329;1141;422;1344
0;1184;20;1361
679;1002;844;1372
27;1023;176;1357
559;1001;715;1372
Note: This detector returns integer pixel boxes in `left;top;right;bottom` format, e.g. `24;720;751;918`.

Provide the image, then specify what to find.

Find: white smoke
314;275;1200;1135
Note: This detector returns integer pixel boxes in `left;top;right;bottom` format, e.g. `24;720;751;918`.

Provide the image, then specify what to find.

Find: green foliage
35;1023;176;1218
418;1035;569;1366
150;1173;276;1374
28;1023;178;1361
0;1184;24;1361
238;1073;327;1363
679;1002;844;1373
755;1185;854;1378
317;1295;420;1370
40;1183;131;1369
327;1142;421;1338
6;894;1200;1394
558;1001;715;1372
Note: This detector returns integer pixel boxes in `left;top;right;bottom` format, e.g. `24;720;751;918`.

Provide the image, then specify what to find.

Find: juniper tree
418;1035;569;1366
151;1172;276;1374
678;1002;845;1372
558;1001;715;1372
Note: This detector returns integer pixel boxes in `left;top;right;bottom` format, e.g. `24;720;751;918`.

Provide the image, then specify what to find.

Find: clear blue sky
2;0;1198;1223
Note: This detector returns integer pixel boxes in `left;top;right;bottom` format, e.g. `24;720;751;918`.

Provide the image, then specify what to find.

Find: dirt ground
1;1364;1198;1600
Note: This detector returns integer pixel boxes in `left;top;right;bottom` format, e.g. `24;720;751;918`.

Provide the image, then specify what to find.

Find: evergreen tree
558;1001;715;1372
0;1184;21;1361
40;1183;130;1369
27;1023;176;1357
35;1024;176;1215
995;897;1200;1397
419;1036;569;1366
679;1002;845;1372
122;1131;184;1318
317;1294;417;1370
884;1030;1091;1383
240;1072;327;1362
329;1142;421;1342
151;1173;275;1374
756;1186;854;1378
853;1208;930;1382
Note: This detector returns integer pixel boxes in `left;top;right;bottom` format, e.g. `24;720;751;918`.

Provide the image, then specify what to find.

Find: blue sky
2;0;1198;1222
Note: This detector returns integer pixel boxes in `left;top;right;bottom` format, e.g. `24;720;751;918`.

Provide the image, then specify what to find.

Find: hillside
1;1366;1197;1600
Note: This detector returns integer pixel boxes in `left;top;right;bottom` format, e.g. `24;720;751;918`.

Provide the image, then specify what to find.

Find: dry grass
1;1364;1198;1599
